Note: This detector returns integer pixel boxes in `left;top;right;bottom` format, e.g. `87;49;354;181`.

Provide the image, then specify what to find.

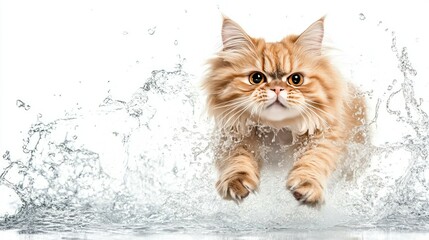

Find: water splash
1;64;219;233
330;31;429;229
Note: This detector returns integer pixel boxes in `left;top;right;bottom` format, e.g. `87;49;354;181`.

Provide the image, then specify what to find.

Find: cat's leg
286;132;343;205
216;145;260;203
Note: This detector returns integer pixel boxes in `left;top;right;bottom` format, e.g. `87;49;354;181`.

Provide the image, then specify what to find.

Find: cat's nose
270;86;285;95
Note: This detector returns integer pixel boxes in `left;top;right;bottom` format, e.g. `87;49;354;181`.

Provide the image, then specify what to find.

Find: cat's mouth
261;99;300;121
266;100;287;109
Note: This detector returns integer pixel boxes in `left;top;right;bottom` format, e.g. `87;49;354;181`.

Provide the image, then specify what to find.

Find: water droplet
174;40;178;46
387;85;393;91
103;97;113;105
359;13;366;20
377;21;383;26
16;99;31;110
3;150;10;160
72;135;78;140
16;99;25;108
147;26;156;35
391;37;398;52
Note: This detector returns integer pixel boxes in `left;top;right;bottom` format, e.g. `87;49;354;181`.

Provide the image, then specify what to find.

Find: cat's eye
287;73;304;86
249;72;266;85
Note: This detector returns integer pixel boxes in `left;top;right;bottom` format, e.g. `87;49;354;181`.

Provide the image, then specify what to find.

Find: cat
202;16;366;206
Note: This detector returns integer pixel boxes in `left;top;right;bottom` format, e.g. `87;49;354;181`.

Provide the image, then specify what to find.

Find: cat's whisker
294;104;312;130
300;107;312;128
288;99;330;129
303;106;330;129
230;102;255;127
212;98;252;110
221;100;254;129
287;97;334;125
247;101;264;127
219;109;243;129
214;100;247;115
303;101;337;121
295;101;330;128
305;99;333;109
217;99;253;125
236;101;258;124
256;102;265;126
250;100;264;115
290;86;305;90
250;103;259;116
217;107;241;127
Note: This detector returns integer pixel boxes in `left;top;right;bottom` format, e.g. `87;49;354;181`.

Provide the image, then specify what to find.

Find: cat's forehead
261;42;293;77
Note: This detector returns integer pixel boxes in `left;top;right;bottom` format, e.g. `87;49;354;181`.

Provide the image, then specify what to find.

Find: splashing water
1;19;429;238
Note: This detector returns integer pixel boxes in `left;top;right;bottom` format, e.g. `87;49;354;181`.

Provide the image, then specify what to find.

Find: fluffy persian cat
202;16;366;206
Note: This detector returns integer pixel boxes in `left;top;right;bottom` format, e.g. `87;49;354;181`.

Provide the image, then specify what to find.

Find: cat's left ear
221;17;255;52
295;17;325;55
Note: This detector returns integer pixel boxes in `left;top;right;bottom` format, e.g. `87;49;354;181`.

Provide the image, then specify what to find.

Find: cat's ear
295;17;325;55
221;17;255;52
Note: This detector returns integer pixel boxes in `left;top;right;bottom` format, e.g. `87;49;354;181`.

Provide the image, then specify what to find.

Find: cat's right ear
221;17;255;52
294;17;325;56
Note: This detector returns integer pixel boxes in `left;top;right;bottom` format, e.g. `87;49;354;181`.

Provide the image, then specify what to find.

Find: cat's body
202;17;365;205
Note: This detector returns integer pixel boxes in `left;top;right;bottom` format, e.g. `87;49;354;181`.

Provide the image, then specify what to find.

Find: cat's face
203;17;343;133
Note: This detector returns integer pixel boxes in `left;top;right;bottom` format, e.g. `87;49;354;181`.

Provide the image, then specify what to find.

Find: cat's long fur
202;17;365;205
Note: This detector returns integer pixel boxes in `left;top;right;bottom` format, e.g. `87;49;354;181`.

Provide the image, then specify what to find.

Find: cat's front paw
286;172;324;206
216;171;259;203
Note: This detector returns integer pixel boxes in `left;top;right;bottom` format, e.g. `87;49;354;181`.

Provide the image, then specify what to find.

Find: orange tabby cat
202;16;365;205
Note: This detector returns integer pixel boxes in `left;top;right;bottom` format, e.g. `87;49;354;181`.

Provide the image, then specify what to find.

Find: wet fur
202;17;366;205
